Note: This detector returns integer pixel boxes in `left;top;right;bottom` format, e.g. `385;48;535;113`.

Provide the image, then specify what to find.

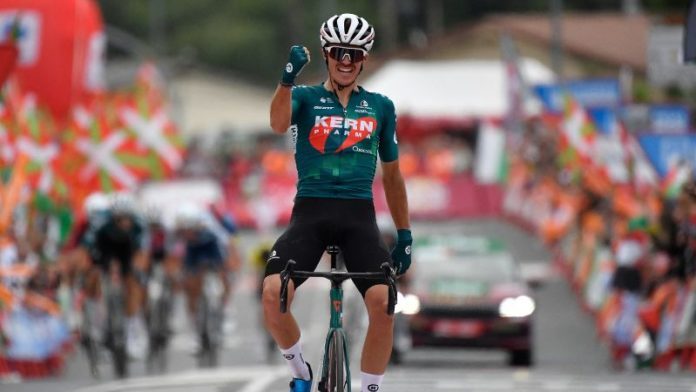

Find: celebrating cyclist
263;13;412;392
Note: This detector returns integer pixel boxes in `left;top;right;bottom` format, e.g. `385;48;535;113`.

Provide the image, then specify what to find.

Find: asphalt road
5;219;696;392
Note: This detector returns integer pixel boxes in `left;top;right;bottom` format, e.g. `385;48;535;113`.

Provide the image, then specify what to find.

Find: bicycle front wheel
327;331;346;392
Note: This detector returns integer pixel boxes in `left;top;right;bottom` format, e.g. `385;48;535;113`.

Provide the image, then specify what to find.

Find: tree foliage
98;0;691;85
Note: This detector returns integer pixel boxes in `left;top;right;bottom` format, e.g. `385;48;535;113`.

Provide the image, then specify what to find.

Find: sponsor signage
533;79;622;113
649;105;690;134
637;133;696;177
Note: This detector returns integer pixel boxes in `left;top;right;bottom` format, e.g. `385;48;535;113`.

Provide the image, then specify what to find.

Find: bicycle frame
280;245;396;392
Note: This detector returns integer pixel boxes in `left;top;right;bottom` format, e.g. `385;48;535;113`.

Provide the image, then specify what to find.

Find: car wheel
508;349;533;367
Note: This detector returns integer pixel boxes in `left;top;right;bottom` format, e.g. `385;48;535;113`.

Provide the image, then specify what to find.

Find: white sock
361;371;384;392
280;338;311;380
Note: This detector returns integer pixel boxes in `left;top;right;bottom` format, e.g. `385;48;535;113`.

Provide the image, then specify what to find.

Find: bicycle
80;262;128;379
145;264;174;374
103;263;128;378
279;245;397;392
80;294;102;378
196;268;225;368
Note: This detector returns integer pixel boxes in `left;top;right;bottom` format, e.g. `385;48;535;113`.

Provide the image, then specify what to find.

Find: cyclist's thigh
84;266;103;297
264;201;325;289
339;206;390;297
116;255;133;279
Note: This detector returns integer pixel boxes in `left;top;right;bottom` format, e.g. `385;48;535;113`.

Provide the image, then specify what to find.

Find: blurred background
1;0;696;391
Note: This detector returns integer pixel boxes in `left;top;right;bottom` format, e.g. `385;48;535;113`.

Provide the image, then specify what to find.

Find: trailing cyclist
83;194;150;361
142;204;176;372
264;13;412;392
173;202;239;354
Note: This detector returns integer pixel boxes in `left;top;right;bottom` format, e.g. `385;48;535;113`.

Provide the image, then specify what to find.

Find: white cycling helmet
83;192;110;216
320;13;375;52
174;202;204;230
142;202;163;225
109;192;138;217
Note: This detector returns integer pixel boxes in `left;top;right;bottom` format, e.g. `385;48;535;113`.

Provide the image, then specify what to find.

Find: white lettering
313;116;377;132
329;116;343;128
359;121;374;133
352;145;373;155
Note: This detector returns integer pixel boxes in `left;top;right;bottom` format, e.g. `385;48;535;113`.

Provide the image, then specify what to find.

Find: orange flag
0;154;28;234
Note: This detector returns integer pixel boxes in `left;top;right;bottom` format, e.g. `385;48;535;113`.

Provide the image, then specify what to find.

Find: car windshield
415;235;505;258
428;254;517;280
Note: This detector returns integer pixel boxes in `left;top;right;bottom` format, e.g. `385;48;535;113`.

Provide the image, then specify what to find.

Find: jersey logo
310;116;377;154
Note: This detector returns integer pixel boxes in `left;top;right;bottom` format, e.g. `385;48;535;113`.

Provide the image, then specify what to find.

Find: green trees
98;0;690;84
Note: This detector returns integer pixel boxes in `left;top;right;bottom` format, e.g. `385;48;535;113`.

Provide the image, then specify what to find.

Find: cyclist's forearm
382;164;410;230
270;85;292;133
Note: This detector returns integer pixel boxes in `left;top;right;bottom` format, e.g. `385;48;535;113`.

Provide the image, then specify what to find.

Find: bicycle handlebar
279;260;397;315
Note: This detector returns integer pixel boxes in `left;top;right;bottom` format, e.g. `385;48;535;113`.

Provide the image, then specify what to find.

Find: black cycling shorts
264;197;391;297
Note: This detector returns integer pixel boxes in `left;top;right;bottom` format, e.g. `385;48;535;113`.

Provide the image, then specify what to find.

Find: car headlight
395;292;421;315
499;295;535;318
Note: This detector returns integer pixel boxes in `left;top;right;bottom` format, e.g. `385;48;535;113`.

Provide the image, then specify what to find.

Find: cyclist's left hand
391;229;412;275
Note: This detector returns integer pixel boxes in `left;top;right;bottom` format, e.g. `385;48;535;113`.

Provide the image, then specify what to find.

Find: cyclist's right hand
391;229;413;276
281;45;310;86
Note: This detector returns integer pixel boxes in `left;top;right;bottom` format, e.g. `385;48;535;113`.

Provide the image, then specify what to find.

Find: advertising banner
227;174;503;229
533;79;622;113
649;104;690;134
638;133;696;177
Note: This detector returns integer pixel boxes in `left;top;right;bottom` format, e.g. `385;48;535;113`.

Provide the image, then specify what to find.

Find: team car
394;234;536;366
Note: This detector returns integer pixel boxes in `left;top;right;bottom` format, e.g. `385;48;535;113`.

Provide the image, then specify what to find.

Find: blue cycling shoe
288;363;313;392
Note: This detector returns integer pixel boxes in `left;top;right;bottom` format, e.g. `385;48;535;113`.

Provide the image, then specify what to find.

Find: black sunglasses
325;46;366;63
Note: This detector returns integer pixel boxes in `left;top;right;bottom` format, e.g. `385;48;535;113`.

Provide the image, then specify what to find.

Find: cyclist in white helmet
266;13;412;392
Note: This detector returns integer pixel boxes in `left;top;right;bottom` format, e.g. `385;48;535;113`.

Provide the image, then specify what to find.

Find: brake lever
279;260;296;313
380;262;397;315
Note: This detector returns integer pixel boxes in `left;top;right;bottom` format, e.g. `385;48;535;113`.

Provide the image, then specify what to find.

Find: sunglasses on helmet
325;46;367;63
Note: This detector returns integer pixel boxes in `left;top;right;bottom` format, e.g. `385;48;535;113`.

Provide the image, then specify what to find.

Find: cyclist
173;203;234;329
142;204;176;355
251;241;277;363
85;194;149;357
264;13;412;392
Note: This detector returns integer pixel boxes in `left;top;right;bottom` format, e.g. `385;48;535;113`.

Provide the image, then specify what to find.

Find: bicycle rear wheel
327;331;346;392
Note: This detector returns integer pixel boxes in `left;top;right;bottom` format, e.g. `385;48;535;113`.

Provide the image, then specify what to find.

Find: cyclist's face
115;215;133;231
178;227;197;240
325;47;365;87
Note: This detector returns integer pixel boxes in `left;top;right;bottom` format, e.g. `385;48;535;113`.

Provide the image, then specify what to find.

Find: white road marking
594;382;621;391
237;368;286;392
542;380;570;390
73;366;286;392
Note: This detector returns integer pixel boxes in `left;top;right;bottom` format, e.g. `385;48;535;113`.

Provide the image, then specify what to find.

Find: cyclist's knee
261;274;290;311
125;275;143;315
364;285;393;322
84;268;102;298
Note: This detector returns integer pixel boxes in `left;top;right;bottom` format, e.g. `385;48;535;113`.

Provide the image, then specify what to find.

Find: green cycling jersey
289;84;399;200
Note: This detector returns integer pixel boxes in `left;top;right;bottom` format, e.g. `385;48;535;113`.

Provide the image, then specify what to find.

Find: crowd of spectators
505;118;696;371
